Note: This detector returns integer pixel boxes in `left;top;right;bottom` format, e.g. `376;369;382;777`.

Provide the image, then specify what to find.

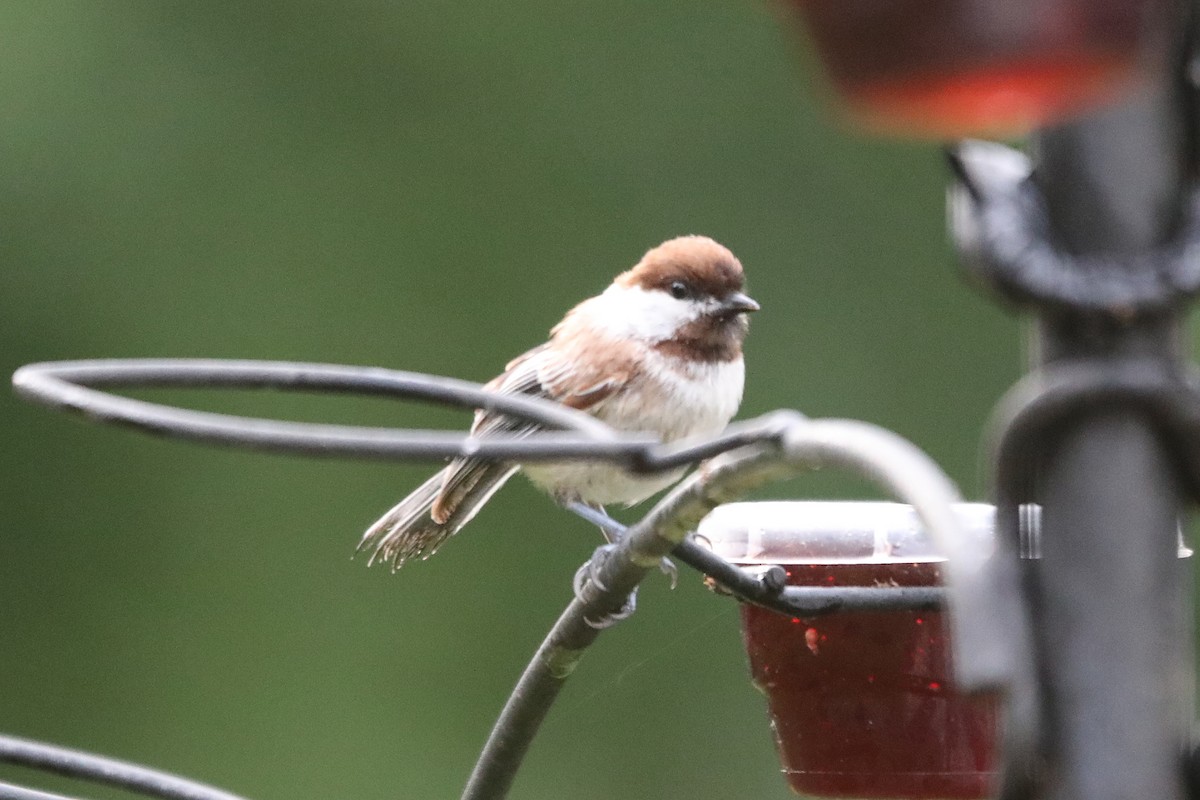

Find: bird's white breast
598;351;744;442
522;351;745;507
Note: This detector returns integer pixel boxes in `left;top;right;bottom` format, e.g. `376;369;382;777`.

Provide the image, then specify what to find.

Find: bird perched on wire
359;234;758;571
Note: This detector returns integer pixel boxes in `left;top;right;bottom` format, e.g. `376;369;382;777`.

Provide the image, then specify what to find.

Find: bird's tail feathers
357;464;518;570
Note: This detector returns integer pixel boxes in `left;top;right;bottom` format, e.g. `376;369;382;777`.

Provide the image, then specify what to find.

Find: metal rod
565;502;948;615
0;781;86;800
12;359;621;439
8;360;862;472
0;734;251;800
673;537;945;614
1025;52;1193;800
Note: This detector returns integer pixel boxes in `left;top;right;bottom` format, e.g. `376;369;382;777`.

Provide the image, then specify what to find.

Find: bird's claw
583;592;637;629
659;556;678;590
573;544;637;629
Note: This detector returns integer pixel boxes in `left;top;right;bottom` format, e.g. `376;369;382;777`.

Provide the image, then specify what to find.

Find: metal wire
10;359;795;470
10;359;955;627
10;359;645;464
0;781;83;800
672;535;945;614
565;499;947;614
0;734;250;800
10;359;973;800
561;502;948;614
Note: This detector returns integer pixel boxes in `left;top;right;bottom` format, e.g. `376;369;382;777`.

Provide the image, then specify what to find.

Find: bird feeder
785;0;1171;137
701;502;1000;799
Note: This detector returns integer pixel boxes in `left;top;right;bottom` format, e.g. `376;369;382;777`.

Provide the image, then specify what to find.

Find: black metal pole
1027;47;1193;800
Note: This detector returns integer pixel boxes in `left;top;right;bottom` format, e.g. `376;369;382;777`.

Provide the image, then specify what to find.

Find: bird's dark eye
669;281;689;300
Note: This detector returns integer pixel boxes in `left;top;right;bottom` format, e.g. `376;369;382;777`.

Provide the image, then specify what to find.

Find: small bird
359;235;758;571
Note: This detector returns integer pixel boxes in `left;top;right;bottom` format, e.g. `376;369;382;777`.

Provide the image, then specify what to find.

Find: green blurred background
0;2;1026;798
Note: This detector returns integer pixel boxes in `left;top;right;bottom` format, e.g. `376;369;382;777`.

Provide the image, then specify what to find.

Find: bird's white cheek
594;285;697;342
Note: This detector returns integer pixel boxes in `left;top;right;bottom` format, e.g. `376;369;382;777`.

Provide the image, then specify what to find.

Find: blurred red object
787;0;1169;137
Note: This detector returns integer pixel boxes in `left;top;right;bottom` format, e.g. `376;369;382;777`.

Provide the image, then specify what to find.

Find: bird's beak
720;291;760;314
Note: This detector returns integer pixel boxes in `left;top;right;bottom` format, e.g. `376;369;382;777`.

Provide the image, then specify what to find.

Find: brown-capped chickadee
359;235;758;570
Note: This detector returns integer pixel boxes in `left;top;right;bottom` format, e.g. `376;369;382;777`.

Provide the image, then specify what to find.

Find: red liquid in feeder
741;561;998;799
788;0;1163;137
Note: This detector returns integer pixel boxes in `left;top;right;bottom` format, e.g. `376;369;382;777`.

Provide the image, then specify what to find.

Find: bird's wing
429;343;627;522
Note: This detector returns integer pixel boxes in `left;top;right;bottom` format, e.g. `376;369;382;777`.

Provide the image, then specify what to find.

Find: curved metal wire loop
8;359;979;637
10;358;965;611
989;358;1200;615
11;359;950;617
991;359;1200;508
0;734;251;800
10;359;645;463
10;359;798;471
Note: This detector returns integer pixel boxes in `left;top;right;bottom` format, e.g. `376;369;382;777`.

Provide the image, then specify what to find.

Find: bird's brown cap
615;235;745;298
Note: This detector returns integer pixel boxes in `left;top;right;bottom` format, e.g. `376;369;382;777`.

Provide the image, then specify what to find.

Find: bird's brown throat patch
653;315;747;363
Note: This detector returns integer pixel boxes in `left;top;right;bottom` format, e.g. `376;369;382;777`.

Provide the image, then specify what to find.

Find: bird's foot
572;543;637;629
658;556;679;590
565;502;627;540
565;501;678;589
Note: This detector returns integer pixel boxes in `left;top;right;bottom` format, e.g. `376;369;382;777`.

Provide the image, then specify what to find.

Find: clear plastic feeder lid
696;501;997;565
